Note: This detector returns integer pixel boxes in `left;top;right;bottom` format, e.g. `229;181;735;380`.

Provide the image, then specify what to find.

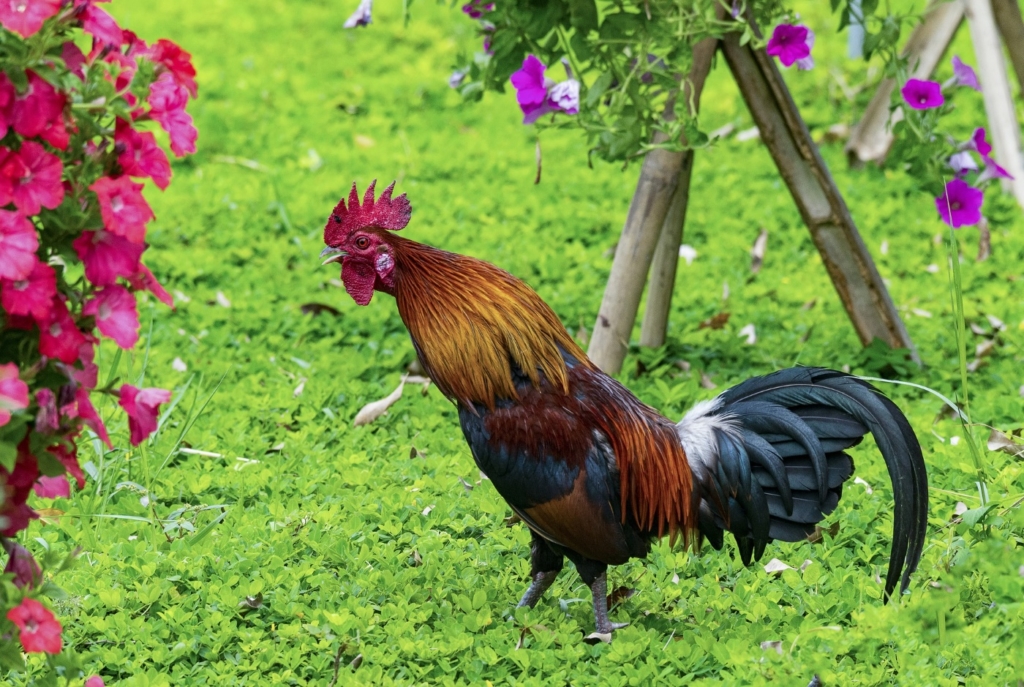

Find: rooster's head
321;180;411;305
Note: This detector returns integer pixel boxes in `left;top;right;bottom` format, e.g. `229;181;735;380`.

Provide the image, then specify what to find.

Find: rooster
321;181;929;638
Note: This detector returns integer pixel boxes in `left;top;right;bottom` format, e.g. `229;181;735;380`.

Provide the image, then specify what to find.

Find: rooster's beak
320;246;347;265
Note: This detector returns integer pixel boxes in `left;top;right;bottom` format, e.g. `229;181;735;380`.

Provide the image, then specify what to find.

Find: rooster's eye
355;236;370;249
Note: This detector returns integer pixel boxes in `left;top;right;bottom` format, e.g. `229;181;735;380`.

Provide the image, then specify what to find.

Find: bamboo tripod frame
846;0;1024;208
587;26;919;375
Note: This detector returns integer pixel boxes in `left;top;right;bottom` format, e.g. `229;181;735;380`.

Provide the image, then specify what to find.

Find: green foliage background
10;0;1024;684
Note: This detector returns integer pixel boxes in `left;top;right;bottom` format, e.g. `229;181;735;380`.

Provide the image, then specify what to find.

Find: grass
9;0;1024;684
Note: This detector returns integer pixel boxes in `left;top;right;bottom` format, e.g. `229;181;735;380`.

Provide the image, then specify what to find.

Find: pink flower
0;73;15;138
978;156;1014;183
38;113;70;151
149;39;198;98
766;23;813;68
510;55;555;124
83;285;139;349
10;71;65;139
901;79;944;110
68;387;110;447
935;178;983;227
0;141;66;215
0;209;38;281
85;677;105;687
2;260;56;320
72;230;144;286
971;127;992;156
3;539;42;589
147;73;197;157
0;362;29;427
50;443;86;489
115;120;171;189
0;0;59;38
128;262;174;307
38;298;87;364
89;176;154;243
951;55;980;91
119;384;171;445
33;475;69;498
62;41;86;80
33;387;58;433
80;2;121;46
6;598;62;654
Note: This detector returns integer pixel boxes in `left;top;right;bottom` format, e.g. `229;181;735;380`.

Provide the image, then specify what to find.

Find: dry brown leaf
421;504;434;517
674;359;691;373
458;476;474;492
975;339;997;358
584;631;613;644
750;228;768;274
805;521;840;544
504;513;522;527
35;508;64;524
300;302;341;317
699;312;731;330
760;640;783;655
854;476;873;494
801;299;817;311
799;559;814;572
969;322;989;336
353;379;406;426
412;550;422;566
987;428;1024;457
607;586;636;608
985;314;1006;331
699;371;717;390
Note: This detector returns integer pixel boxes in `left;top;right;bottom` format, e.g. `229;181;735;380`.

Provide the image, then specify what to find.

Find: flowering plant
0;0;196;675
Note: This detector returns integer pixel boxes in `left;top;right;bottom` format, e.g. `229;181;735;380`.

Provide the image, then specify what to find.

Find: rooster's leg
517;530;563;608
588;571;629;635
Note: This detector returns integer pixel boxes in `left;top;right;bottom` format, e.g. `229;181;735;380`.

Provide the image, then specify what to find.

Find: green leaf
568;0;598;34
584;71;613;108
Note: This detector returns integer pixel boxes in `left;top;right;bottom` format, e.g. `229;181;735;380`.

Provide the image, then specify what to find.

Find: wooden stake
721;32;919;361
992;0;1024;96
846;0;964;164
587;34;718;374
965;0;1024;208
639;155;693;347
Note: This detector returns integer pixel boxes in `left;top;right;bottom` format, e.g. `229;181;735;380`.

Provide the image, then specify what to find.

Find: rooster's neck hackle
389;235;591;410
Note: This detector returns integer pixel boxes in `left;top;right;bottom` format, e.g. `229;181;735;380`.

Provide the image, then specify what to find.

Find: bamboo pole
587;34;719;374
845;0;964;164
965;0;1024;208
638;41;718;349
721;31;920;361
992;0;1024;96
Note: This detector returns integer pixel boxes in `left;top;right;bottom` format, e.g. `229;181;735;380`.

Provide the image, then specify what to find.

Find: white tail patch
675;397;739;476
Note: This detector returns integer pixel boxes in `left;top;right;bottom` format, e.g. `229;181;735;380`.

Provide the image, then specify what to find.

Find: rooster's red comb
323;180;411;246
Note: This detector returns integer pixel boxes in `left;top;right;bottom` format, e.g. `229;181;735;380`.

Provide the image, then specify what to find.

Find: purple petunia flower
794;29;815;70
766;23;813;68
343;0;373;28
978;156;1014;183
511;55;555;124
949;151;978;177
901;78;944;110
971;127;992;156
462;0;494;19
548;79;579;115
935;178;983;227
951;56;980;91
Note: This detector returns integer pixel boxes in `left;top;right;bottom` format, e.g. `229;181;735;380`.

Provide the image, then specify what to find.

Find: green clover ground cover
11;0;1024;684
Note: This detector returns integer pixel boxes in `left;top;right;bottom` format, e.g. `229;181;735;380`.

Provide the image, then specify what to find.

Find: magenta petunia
148;39;198;98
89;176;154;243
901;78;944;110
0;362;29;428
115;120;172;189
49;443;85;490
0;210;39;281
34;387;58;432
38;298;87;364
147;73;198;157
119;384;171;445
85;677;105;687
978;155;1014;183
462;0;494;19
0;0;60;38
766;23;813;68
6;598;62;654
511;55;555;124
935;178;983;228
83;284;139;349
80;2;122;46
10;71;65;139
62;41;86;80
72;230;144;286
794;29;815;70
128;262;174;307
68;386;110;447
0;141;66;215
971;127;992;156
2;539;41;589
0;73;15;139
34;474;70;498
951;55;980;91
1;261;57;321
